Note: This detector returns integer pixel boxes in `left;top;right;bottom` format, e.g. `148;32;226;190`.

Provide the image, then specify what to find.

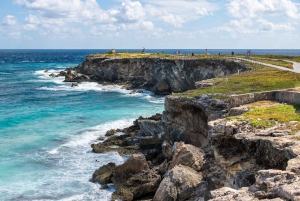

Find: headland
58;52;300;200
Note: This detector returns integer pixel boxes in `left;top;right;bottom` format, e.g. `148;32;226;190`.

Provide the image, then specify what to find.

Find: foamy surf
48;118;134;154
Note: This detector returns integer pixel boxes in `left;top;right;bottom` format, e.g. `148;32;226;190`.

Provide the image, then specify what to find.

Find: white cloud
2;15;18;26
194;7;209;16
144;0;218;26
0;15;20;38
219;0;299;36
227;0;300;19
113;1;145;22
257;19;295;31
162;13;185;27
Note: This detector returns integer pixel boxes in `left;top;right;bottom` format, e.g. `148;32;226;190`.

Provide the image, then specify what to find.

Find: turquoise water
0;50;164;200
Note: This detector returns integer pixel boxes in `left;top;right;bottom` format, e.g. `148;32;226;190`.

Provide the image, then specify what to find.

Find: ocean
0;49;299;201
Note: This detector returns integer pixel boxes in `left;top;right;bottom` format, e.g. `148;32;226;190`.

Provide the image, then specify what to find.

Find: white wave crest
48;118;133;153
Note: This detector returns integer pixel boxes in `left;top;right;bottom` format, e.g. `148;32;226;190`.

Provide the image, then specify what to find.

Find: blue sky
0;0;300;49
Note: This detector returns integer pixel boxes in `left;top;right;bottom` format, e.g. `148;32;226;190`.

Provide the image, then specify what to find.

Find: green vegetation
242;104;300;127
86;52;237;60
175;63;300;98
253;54;300;63
229;101;300;133
251;57;293;69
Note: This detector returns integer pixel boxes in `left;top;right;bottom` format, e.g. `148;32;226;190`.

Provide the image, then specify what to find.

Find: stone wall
229;89;300;108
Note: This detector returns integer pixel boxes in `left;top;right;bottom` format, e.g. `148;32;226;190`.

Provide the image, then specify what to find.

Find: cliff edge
65;57;248;94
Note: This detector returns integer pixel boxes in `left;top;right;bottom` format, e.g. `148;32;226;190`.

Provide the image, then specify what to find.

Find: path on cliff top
236;58;300;73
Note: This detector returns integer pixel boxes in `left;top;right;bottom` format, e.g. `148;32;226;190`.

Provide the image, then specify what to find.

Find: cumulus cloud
0;15;20;38
2;15;18;26
219;0;299;36
161;13;185;27
113;1;145;22
227;0;300;19
144;0;217;27
257;19;295;31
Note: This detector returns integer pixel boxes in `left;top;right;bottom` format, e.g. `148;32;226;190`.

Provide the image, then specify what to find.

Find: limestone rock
73;57;248;95
153;165;203;201
105;129;116;136
71;83;78;87
162;141;173;160
255;170;298;192
210;187;257;201
57;71;67;77
91;162;116;184
111;153;161;201
169;142;205;171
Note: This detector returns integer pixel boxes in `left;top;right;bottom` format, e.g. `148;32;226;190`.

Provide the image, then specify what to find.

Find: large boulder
153;165;203;201
168;142;205;171
111;153;161;201
91;162;116;184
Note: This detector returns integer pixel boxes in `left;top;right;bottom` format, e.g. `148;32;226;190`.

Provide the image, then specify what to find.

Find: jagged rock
229;105;250;116
73;74;90;82
287;156;300;175
162;141;173;160
210;187;257;201
195;80;214;88
71;83;78;87
91;162;116;184
168;142;205;171
44;69;48;73
57;71;67;77
129;89;143;94
255;170;298;192
49;73;56;77
111;153;161;201
105;129;116;136
73;58;248;94
153;165;203;201
275;181;300;201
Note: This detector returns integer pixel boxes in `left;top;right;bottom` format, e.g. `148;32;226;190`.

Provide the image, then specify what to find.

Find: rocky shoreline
57;57;300;200
90;95;300;201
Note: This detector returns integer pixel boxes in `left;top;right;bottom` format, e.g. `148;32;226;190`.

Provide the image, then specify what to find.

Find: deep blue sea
0;49;299;201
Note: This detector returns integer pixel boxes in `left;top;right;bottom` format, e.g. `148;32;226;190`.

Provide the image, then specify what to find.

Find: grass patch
86;52;238;60
175;63;300;98
251;57;293;69
253;54;300;63
242;104;300;127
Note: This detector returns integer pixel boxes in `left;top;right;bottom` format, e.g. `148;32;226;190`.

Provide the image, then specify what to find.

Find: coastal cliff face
68;58;248;94
91;93;300;201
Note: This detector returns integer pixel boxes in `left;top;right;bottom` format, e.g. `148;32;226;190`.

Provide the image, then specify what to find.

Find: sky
0;0;300;49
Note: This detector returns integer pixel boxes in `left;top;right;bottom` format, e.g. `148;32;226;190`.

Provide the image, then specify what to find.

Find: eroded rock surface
110;153;161;201
91;95;300;201
153;165;203;201
67;58;248;95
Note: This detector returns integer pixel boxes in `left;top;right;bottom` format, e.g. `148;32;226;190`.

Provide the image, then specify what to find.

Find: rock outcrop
111;153;161;201
153;165;203;201
67;58;248;94
91;94;300;201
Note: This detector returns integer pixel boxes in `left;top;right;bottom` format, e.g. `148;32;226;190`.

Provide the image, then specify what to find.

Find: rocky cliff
91;94;300;201
66;58;248;94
